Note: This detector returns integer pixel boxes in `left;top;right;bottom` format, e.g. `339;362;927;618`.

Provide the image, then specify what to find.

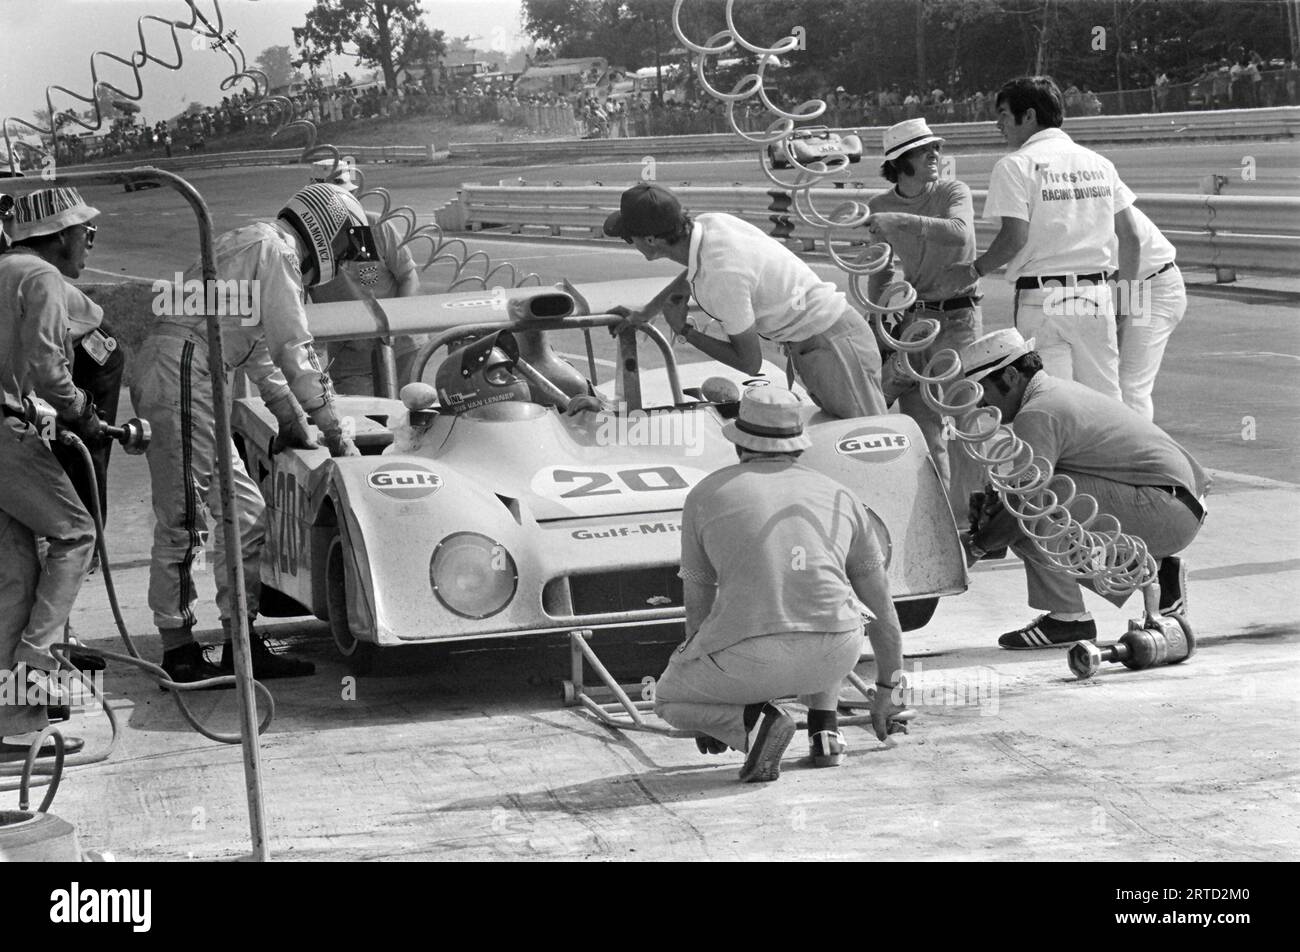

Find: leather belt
1144;261;1176;281
1153;484;1205;523
913;295;981;312
1015;272;1107;289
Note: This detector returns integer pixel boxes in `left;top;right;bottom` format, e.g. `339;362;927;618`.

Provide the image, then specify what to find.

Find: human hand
607;304;652;336
272;417;319;454
864;212;910;242
869;683;909;742
563;394;604;416
326;435;360;457
937;262;977;299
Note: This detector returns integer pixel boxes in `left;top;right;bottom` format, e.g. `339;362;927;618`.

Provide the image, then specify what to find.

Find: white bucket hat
960;329;1037;382
309;157;360;191
721;386;812;453
5;187;100;241
882;118;944;161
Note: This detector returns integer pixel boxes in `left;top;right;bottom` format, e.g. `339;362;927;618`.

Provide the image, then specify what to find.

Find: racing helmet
277;183;376;287
435;330;531;414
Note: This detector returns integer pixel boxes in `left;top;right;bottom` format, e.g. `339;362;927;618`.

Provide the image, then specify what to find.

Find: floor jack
561;630;916;738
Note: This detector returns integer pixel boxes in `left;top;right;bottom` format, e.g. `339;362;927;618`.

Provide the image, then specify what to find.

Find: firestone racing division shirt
983;128;1136;283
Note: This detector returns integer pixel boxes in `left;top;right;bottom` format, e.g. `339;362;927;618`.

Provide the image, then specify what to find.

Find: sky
0;0;528;133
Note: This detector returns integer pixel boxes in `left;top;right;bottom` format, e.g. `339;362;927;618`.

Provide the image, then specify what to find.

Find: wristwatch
672;325;693;346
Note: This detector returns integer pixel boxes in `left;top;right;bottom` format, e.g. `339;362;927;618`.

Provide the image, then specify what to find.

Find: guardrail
446;106;1300;164
441;184;1300;275
56;143;442;175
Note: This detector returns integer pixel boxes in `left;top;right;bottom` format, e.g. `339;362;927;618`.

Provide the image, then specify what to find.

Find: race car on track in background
767;126;864;170
231;279;967;672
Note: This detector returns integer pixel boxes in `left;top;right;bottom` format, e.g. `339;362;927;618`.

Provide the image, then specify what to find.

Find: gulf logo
366;463;443;499
835;426;911;463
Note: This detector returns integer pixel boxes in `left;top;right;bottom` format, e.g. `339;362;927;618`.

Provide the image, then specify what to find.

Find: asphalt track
23;138;1300;862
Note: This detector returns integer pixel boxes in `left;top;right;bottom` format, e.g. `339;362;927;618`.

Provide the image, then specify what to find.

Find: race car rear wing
303;276;685;342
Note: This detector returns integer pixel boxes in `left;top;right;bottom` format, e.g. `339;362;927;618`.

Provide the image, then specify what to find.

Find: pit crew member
959;330;1207;649
131;183;367;684
604;183;887;420
652;387;906;782
940;76;1139;401
1111;204;1186;421
0;187;102;750
864;118;983;515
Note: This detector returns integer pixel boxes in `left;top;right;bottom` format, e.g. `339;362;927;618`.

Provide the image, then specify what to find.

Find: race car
767;126;864;170
231;279;967;672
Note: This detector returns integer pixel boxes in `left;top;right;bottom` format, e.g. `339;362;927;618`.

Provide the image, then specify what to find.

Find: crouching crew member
0;187;104;752
653;387;907;782
959;330;1207;649
132;183;366;684
604;183;888;420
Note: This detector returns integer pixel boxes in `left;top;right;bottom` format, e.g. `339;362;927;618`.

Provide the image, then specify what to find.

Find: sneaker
738;703;796;783
809;730;847;767
220;627;316;679
998;614;1097;650
1158;556;1187;616
694;735;729;755
161;642;228;690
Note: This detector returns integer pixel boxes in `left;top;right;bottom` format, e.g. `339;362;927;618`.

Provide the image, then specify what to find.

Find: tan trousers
654;629;862;751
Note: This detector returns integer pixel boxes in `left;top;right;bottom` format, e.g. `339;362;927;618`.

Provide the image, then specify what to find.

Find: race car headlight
430;532;517;619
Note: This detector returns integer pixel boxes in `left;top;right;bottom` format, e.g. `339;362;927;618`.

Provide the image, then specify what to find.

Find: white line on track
1206;468;1300;490
83;267;158;284
1199;351;1300;361
556;351;617;368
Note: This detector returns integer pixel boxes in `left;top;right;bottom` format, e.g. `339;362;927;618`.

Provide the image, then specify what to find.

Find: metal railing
446;106;1300;163
448;183;1300;275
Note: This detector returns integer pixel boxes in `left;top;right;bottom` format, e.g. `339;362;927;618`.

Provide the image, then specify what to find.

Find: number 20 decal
531;464;706;509
553;466;688;498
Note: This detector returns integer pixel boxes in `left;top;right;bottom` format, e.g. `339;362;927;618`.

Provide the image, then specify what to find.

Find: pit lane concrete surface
25;151;1300;862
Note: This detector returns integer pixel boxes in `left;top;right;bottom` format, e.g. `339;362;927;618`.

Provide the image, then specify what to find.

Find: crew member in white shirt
603;183;887;420
1111;205;1186;421
938;75;1140;402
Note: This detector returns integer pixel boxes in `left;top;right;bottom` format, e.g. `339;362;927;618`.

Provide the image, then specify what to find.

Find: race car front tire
326;533;377;675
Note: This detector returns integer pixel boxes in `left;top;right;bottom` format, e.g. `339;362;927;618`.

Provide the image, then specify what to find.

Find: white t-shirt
983;128;1135;282
686;212;850;342
1108;204;1177;278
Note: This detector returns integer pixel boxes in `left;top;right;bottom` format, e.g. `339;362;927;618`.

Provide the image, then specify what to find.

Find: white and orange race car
232;280;966;672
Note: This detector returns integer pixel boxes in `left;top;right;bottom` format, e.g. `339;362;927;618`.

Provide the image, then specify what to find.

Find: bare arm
849;564;904;686
973;216;1029;277
1113;206;1141;287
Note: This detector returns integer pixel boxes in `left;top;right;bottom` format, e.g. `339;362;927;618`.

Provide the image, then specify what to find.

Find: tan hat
882;118;944;161
721;386;812;453
960;329;1036;382
6;187;100;241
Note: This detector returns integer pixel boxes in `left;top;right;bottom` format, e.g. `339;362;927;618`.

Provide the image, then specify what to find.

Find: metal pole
10;165;270;862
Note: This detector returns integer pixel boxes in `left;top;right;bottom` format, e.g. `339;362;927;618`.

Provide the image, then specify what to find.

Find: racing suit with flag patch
131;220;348;632
0;250;96;735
